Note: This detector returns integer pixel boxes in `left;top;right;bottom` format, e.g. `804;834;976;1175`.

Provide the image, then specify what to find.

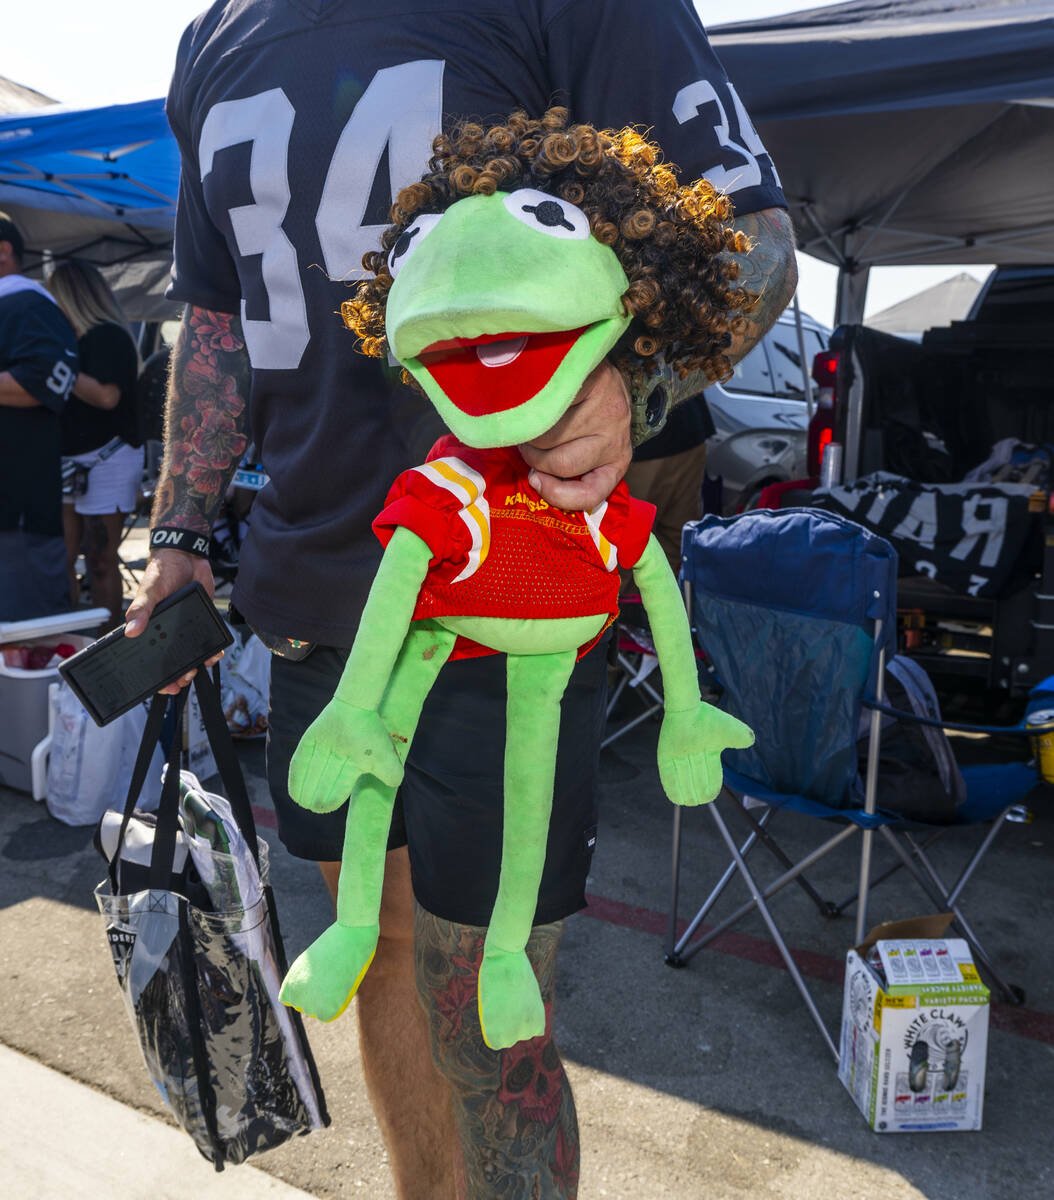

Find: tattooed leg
414;906;580;1200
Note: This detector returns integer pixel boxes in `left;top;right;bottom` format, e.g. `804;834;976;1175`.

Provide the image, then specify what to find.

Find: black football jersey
167;0;786;644
0;287;78;535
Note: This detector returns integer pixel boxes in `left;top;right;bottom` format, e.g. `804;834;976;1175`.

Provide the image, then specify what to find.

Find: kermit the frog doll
279;109;754;1050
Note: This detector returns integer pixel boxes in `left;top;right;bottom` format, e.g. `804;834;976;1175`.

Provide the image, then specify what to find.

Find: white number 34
673;78;780;197
198;60;445;371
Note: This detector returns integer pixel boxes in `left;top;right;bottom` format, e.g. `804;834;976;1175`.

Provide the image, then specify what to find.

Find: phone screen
60;584;233;725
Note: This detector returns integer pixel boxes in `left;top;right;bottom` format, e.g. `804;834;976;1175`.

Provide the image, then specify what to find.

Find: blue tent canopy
0;97;179;319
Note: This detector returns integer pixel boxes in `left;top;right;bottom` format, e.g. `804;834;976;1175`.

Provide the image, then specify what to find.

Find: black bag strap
176;901;226;1167
148;688;190;893
263;881;331;1128
109;664;261;891
108;691;170;893
192;668;260;866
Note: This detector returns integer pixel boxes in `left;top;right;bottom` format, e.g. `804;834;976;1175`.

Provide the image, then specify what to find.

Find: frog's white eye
387;213;442;277
503;188;590;240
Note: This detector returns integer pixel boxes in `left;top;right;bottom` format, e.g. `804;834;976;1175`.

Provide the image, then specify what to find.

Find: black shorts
266;636;608;927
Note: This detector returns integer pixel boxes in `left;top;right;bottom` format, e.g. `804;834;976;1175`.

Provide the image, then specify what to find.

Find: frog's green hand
287;526;433;814
657;703;754;806
289;700;403;812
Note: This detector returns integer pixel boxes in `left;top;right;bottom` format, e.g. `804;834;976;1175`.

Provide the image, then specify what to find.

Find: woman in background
48;260;141;632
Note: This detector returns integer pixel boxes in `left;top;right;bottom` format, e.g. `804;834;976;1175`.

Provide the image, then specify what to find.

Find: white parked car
704;308;830;512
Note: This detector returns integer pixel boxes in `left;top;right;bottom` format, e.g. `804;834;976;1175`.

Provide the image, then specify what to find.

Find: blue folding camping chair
667;508;1037;1060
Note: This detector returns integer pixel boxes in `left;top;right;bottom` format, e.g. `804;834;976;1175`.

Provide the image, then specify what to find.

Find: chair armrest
862;697;1036;738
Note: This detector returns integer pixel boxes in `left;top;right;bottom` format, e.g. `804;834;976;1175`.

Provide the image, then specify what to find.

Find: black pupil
525;200;572;229
392;226;420;260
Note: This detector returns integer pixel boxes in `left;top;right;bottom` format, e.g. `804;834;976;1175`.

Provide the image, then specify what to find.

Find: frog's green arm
630;534;701;712
288;526;433;807
631;533;754;805
333;525;433;710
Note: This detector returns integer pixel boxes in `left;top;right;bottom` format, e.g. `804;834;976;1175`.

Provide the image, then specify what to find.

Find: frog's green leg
632;533;754;806
478;648;577;1049
280;620;456;1022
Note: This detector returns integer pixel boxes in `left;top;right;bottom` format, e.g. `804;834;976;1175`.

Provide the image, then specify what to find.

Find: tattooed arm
124;307;250;678
719;207;799;368
724;208;798;359
630;207;798;442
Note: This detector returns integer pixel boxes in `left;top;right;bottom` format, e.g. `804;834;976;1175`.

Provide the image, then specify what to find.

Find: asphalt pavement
2;697;1053;1199
4;521;1054;1197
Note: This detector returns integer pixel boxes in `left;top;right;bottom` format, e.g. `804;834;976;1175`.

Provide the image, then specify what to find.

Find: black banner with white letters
812;473;1037;598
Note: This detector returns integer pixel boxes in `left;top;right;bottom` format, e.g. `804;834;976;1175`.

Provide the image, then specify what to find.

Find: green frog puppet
279;109;755;1050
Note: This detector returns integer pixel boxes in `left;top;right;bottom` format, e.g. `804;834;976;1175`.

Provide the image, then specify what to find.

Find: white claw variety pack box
838;915;990;1133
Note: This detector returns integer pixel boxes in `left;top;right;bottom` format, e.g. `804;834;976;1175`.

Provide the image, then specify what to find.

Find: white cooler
0;608;109;794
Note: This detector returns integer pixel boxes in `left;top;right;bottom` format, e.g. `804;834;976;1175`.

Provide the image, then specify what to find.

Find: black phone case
59;583;234;726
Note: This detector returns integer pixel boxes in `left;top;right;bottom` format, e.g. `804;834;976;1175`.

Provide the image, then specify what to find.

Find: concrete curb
0;1043;318;1199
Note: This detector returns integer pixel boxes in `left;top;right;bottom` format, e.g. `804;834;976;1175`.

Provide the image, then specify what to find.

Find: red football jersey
373;435;656;660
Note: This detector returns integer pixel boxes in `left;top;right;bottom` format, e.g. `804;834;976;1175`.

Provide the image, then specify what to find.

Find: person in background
48;259;142;632
0;211;78;620
125;2;797;1195
625;392;715;573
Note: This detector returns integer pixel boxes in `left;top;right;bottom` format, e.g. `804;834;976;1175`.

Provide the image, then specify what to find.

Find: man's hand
518;360;631;512
124;549;221;694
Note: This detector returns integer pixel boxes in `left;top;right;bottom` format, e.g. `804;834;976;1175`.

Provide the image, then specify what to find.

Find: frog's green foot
279;922;379;1022
478;948;545;1050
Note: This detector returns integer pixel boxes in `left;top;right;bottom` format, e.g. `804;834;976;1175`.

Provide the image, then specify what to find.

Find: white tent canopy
866;272;983;337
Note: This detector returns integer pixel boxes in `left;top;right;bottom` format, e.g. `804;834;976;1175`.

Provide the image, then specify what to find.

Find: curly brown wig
343;107;755;389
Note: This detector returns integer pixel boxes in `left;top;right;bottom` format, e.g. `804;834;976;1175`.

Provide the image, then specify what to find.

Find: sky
1;0;991;328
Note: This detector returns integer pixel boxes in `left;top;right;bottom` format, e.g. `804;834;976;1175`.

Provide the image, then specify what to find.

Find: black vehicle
807;266;1054;697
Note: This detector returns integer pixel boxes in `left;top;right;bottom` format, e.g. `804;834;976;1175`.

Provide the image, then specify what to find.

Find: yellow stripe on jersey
583;501;618;571
413;457;491;582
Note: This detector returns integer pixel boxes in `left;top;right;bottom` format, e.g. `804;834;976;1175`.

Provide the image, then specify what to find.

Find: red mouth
417;327;588;416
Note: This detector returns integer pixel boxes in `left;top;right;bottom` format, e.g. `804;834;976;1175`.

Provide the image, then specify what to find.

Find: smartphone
59;582;234;726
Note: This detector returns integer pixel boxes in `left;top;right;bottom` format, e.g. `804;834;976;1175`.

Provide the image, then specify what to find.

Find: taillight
807;349;840;476
813;354;839;383
815;425;833;467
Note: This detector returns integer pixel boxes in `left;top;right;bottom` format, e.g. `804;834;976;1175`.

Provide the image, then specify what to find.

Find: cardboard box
838;914;989;1132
